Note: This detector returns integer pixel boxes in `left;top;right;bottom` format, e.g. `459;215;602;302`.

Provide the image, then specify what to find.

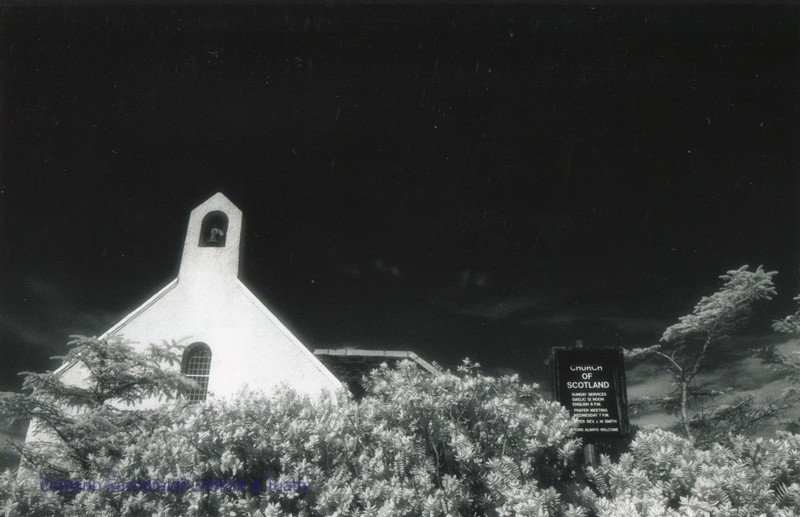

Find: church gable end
55;193;342;403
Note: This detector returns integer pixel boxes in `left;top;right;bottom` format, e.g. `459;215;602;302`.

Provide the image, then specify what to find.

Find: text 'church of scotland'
45;193;435;410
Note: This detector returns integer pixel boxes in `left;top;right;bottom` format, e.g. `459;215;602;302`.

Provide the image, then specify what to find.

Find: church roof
313;348;437;399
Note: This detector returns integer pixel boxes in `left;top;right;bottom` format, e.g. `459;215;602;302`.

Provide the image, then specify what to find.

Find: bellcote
179;193;243;280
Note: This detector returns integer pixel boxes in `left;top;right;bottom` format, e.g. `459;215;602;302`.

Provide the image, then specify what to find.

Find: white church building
48;193;434;407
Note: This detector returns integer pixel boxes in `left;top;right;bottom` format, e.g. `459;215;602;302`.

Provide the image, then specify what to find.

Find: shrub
583;428;800;516
4;342;800;517
2;359;584;516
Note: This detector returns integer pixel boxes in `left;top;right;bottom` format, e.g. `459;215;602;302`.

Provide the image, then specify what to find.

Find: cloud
522;311;582;328
0;276;115;357
451;297;546;321
523;310;667;333
0;316;55;353
430;293;549;322
342;263;362;278
595;316;669;335
336;257;403;280
372;259;402;278
460;269;491;288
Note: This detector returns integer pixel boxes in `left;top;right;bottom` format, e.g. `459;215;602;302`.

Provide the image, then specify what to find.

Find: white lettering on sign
565;364;618;434
553;348;628;437
569;365;604;371
566;381;609;389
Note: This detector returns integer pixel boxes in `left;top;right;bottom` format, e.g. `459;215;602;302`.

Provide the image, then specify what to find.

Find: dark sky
1;5;798;392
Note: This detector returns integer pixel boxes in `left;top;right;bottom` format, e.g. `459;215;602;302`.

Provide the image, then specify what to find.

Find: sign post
551;346;630;467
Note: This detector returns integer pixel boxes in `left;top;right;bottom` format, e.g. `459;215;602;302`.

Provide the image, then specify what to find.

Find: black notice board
551;347;630;440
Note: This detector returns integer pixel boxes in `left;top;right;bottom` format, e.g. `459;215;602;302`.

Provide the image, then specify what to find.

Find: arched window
182;343;212;402
199;211;228;247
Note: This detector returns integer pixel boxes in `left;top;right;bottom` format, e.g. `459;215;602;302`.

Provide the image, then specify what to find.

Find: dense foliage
581;429;800;516
2;337;800;516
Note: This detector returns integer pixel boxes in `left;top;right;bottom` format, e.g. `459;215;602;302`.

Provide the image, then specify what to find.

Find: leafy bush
2;357;585;516
3;337;800;516
582;429;800;516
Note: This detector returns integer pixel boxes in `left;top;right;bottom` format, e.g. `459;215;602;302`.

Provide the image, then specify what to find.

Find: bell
206;226;224;246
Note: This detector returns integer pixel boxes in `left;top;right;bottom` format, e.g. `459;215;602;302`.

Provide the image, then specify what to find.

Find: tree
0;335;194;479
763;294;800;382
628;265;777;440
